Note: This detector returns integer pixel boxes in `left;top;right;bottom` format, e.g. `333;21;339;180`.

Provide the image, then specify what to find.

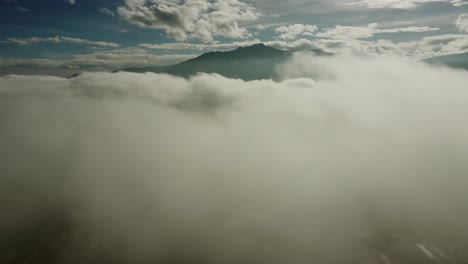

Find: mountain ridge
115;43;329;81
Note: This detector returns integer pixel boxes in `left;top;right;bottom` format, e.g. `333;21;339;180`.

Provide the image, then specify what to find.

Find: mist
1;53;468;264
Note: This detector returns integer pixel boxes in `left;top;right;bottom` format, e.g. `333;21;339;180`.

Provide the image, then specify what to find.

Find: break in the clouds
347;0;468;9
0;36;120;48
117;0;260;42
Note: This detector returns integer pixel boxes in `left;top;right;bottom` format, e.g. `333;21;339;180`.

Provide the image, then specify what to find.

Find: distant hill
67;48;468;80
116;44;330;81
424;52;468;70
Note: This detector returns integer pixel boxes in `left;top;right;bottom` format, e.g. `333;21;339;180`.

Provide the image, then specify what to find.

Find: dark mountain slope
424;52;468;70
117;44;329;81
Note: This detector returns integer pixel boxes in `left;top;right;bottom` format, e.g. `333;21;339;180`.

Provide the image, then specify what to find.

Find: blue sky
1;0;468;75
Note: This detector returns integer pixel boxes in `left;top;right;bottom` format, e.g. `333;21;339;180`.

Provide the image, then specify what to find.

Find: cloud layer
117;0;260;42
1;54;468;263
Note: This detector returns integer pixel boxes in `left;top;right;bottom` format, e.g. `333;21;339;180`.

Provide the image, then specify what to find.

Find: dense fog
1;53;468;263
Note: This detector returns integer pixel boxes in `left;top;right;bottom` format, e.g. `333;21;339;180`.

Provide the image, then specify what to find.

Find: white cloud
0;36;120;48
66;0;76;5
274;24;318;40
16;6;29;12
117;0;260;42
456;14;468;33
347;0;467;9
316;23;439;39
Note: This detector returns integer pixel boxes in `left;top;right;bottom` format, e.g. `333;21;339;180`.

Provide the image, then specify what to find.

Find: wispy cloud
0;48;194;75
316;23;439;39
98;8;115;17
16;6;29;12
0;36;120;48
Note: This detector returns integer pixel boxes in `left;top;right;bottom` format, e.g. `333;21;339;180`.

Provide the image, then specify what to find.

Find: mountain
117;44;330;81
424;52;468;70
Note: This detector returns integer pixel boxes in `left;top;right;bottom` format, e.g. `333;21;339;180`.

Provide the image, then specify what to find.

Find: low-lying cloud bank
1;54;468;263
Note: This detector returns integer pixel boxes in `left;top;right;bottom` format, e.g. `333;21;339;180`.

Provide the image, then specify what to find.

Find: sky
1;0;468;75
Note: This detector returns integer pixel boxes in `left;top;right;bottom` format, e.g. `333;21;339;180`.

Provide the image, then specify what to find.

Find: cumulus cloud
347;0;467;9
316;23;439;39
456;13;468;33
0;36;120;48
1;54;468;263
117;0;260;42
274;24;318;40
